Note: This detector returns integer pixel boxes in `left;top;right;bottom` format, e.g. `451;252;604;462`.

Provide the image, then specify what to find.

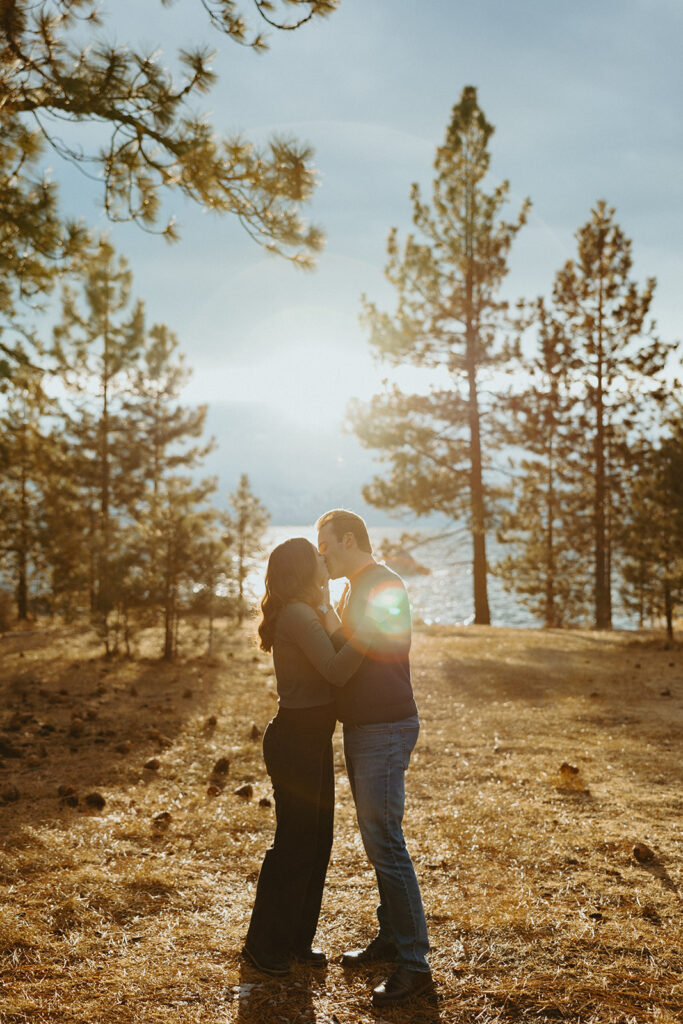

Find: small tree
0;364;52;618
496;300;590;626
223;474;270;624
40;429;92;621
191;531;234;655
134;475;218;660
619;415;683;640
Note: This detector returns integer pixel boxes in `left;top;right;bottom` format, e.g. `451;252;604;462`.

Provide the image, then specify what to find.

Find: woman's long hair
258;537;320;652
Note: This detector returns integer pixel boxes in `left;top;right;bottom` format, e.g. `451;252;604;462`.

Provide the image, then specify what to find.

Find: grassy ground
0;620;681;1024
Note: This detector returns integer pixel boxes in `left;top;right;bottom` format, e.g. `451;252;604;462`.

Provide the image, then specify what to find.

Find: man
316;509;432;1007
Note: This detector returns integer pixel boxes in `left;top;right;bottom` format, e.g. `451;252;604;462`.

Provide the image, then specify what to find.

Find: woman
242;537;370;976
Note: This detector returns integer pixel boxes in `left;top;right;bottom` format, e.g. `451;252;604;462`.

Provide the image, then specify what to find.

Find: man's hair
316;509;372;554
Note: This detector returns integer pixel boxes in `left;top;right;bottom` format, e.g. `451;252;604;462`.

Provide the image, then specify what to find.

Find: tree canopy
0;0;336;374
1;1;333;250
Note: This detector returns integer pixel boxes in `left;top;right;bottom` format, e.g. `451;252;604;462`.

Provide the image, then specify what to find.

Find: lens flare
366;582;410;640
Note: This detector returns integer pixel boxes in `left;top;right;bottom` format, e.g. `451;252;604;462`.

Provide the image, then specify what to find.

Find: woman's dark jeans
245;703;335;959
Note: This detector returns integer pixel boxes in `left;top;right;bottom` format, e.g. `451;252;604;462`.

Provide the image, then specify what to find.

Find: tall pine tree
122;322;219;652
51;238;144;636
354;87;528;623
552;201;674;628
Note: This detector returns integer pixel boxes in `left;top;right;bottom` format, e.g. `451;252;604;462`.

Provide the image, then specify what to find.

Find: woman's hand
321;605;342;635
316;550;331;604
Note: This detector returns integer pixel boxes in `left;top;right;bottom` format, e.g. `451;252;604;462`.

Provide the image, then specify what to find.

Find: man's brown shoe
371;966;434;1006
341;935;397;967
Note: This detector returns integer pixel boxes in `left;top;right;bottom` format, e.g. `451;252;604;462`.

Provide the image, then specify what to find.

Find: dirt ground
0;621;681;1023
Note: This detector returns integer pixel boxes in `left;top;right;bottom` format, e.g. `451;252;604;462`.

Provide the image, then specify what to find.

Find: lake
253;525;540;628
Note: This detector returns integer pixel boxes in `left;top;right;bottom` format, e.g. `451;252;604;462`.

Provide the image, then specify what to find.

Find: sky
49;0;683;507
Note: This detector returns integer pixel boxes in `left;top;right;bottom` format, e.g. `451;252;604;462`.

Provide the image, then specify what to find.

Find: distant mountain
202;401;394;525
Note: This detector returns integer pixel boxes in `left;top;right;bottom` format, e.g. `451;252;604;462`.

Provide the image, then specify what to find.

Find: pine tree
354;86;529;624
50;238;145;639
222;474;270;624
122;322;219;650
0;1;331;266
496;300;590;626
148;476;219;660
124;324;214;503
40;428;92;621
0;364;52;618
552;201;675;628
2;2;335;379
190;531;234;655
0;122;85;380
619;412;683;640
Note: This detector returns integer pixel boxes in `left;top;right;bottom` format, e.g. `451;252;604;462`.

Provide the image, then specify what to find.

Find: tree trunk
124;609;132;658
545;456;556;628
17;425;29;620
17;483;28;619
465;268;490;624
594;435;609;626
469;430;490;624
664;579;673;642
593;291;611;629
98;310;112;617
16;563;28;621
237;534;245;625
164;587;175;660
605;442;613;627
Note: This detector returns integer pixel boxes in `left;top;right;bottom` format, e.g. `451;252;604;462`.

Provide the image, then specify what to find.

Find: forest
1;72;680;645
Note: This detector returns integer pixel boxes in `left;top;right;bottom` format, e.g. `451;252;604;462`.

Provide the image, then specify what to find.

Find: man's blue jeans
343;715;430;972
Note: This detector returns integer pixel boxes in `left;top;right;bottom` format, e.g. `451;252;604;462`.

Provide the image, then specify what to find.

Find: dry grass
0;620;681;1023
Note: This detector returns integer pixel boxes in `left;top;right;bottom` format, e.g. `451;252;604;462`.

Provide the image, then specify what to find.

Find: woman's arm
281;603;370;687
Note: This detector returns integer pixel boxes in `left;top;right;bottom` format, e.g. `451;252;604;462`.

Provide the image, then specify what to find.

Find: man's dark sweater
334;561;418;726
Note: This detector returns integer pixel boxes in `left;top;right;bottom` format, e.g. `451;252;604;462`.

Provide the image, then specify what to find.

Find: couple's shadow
233;960;317;1024
233;960;443;1023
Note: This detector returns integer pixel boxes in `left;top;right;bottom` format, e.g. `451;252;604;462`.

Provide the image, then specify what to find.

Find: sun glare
188;336;449;432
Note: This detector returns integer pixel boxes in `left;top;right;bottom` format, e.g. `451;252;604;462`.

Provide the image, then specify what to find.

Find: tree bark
593;285;611;629
545;454;556;628
664;579;673;642
164;582;175;660
465;300;490;623
17;427;29;620
462;157;490;626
